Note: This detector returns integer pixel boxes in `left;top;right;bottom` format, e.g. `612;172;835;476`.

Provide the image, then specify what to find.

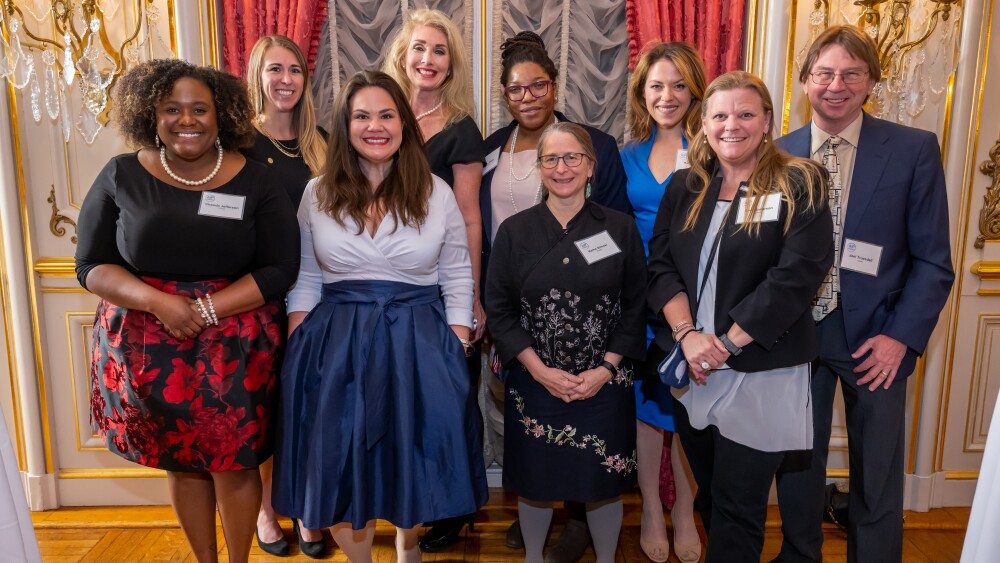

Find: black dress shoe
255;524;290;556
505;519;524;549
419;515;476;552
544;519;590;563
294;519;327;559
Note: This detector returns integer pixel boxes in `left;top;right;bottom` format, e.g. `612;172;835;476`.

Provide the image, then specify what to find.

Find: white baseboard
22;471;57;510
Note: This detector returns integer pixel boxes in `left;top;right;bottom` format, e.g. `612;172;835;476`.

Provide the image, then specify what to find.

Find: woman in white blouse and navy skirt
272;70;487;562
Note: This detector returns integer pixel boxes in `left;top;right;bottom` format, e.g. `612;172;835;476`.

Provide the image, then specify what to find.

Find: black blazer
646;168;834;372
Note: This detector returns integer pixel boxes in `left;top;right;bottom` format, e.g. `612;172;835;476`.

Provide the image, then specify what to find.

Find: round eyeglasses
503;79;552;102
809;70;870;85
538;153;588;169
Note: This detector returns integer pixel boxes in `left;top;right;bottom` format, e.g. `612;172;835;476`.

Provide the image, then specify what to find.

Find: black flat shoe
255;524;290;556
418;515;476;552
294;519;328;559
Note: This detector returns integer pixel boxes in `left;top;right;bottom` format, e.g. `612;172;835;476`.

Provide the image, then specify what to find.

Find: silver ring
700;361;710;370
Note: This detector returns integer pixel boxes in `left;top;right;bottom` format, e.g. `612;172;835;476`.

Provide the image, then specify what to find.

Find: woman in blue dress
619;42;706;563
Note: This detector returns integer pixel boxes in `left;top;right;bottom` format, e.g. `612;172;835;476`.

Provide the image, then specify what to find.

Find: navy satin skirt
272;280;488;529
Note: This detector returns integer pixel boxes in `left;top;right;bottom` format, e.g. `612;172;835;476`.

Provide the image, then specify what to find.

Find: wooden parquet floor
32;490;970;562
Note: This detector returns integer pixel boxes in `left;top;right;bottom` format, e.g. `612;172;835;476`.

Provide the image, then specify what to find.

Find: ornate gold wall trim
975;134;1000;248
206;0;220;68
5;80;55;475
782;0;799;135
59;467;165;479
827;468;849;478
937;0;995;472
745;0;764;75
47;186;78;244
944;470;980;480
34;257;77;278
480;0;487;136
971;260;1000;279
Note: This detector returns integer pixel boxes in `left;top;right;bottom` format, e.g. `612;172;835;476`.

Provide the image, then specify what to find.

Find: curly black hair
499;31;558;85
113;59;255;151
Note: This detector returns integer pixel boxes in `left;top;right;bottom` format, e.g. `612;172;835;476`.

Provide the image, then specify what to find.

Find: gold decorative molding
827;468;849;478
47;185;78;244
59;467;165;479
971;261;1000;280
34;257;76;278
944;470;980;480
976;134;1000;248
856;0;961;79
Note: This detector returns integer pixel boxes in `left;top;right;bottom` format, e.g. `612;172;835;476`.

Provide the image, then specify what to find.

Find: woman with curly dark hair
75;59;299;563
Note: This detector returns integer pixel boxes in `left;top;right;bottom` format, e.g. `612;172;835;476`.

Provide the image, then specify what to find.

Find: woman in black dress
243;34;328;557
486;123;646;563
75;60;299;563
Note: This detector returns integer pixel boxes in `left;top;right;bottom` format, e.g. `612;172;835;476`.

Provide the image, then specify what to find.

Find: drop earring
155;135;160;148
585;178;592;198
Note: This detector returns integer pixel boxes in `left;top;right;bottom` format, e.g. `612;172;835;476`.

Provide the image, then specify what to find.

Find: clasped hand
532;365;611;403
150;294;206;340
681;331;729;385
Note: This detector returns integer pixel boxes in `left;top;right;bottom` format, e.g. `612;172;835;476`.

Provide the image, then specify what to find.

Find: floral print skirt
503;362;637;503
89;277;283;472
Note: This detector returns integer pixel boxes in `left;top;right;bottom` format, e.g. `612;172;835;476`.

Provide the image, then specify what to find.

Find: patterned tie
813;135;842;321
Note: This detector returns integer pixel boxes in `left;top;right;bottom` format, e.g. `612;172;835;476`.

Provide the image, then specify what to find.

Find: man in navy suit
772;26;954;563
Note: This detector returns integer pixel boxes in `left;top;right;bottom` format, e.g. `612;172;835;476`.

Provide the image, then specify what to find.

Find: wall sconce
0;0;172;143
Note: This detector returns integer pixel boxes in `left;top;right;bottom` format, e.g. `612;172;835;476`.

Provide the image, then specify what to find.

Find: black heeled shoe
418;514;476;552
255;524;290;556
293;519;328;559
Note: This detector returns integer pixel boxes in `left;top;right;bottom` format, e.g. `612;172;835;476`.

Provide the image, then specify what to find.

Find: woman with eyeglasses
481;31;629;559
486;122;646;563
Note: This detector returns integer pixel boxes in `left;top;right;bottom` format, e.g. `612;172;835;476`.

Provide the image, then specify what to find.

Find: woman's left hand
472;300;487;342
568;367;612;401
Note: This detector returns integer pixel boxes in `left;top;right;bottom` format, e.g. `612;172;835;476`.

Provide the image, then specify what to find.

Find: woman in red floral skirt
75;59;299;563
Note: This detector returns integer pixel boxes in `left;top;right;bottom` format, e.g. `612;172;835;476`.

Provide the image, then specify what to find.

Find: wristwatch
719;333;743;356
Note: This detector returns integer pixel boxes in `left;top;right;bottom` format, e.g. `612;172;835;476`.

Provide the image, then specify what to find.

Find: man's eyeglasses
538;153;588;169
809;70;870;85
503;80;552;102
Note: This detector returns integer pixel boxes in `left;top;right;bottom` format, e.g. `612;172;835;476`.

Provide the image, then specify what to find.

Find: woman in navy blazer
646;71;833;562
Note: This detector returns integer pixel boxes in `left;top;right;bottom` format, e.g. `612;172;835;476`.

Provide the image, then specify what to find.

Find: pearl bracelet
195;297;212;325
205;293;219;326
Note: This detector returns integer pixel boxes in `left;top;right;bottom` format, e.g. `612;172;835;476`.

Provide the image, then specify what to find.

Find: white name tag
198;191;246;220
675;149;690;171
483;147;500;175
574;230;622;264
840;238;882;276
735;192;781;224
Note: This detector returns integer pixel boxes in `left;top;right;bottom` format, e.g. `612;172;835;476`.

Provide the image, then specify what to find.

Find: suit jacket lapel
844;113;890;235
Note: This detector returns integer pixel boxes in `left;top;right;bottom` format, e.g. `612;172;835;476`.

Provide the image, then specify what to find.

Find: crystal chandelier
797;0;962;125
0;0;173;143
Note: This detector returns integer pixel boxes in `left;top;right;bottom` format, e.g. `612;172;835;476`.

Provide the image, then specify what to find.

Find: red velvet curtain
222;0;328;78
626;0;746;80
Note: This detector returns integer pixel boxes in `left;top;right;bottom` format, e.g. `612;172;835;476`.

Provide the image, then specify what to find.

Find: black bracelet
677;327;702;342
598;360;618;376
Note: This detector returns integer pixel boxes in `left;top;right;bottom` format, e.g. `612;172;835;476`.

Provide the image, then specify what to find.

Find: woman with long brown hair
271;70;487;563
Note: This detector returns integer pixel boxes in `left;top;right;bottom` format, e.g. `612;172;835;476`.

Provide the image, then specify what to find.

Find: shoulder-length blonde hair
246;35;327;176
684;71;826;235
315;70;432;234
627;42;707;142
383;9;476;129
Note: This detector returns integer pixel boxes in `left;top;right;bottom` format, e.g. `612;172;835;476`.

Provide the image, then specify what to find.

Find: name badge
675;149;690;171
574;230;621;265
483;147;500;175
735;192;781;224
198;191;246;220
840;238;882;276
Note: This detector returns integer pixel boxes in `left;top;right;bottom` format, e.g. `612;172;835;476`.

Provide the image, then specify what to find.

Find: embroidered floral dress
485;201;647;502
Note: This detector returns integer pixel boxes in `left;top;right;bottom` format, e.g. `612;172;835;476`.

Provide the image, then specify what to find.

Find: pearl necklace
160;142;224;187
415;100;443;121
507;116;557;213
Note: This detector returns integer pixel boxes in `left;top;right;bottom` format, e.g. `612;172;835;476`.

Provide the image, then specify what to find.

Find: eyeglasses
809;70;870;85
503;79;551;102
538;152;588;169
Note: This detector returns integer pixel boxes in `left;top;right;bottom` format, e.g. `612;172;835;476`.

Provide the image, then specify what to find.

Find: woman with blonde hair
384;11;488;551
620;41;706;563
647;70;833;561
244;34;329;557
245;34;327;208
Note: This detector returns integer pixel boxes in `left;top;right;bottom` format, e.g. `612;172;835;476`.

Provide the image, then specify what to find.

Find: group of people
74;9;953;563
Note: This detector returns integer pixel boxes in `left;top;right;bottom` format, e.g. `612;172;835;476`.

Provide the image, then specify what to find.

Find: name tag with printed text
574;230;622;264
675;149;689;170
840;238;882;276
483;147;500;175
735;192;781;224
198;192;246;220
